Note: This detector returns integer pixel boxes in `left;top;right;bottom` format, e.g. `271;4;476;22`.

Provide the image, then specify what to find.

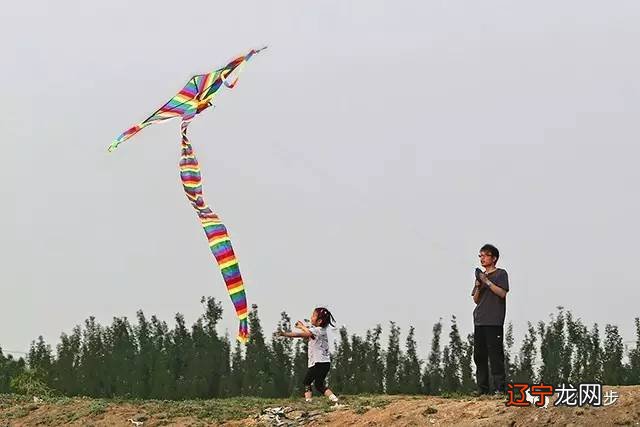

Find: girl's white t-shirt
307;326;331;367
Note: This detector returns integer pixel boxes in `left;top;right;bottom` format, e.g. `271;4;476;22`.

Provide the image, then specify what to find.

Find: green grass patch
0;393;398;424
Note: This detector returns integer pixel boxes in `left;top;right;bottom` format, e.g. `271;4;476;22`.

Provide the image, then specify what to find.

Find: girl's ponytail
314;307;336;327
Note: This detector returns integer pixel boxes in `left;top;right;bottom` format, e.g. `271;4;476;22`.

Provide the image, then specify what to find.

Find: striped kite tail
238;318;249;343
178;121;249;343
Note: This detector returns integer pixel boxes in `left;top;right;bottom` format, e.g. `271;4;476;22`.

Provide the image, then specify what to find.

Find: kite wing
108;46;267;153
108;75;208;152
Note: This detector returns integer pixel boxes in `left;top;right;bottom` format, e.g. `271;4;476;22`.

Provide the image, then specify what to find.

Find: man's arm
472;280;482;304
486;280;507;298
478;274;508;299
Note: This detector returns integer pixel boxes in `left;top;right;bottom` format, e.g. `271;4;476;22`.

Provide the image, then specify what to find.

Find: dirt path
2;386;639;426
317;386;640;426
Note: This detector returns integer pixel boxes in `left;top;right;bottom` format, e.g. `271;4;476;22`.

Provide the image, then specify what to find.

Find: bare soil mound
1;385;638;426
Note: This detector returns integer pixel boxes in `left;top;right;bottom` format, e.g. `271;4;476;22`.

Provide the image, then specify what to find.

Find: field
1;386;640;426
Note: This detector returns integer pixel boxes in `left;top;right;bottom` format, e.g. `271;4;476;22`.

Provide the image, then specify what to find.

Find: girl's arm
279;330;312;338
295;321;316;339
279;320;316;339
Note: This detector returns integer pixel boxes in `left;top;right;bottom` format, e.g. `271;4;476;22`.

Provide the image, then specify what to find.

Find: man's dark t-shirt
473;268;509;326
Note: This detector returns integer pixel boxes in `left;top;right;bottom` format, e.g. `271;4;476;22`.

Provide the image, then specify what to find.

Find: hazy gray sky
2;0;639;356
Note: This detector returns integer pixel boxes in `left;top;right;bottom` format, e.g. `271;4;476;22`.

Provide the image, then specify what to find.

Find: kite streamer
109;47;266;342
179;121;248;340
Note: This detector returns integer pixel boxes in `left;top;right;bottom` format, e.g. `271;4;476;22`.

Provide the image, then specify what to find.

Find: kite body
109;47;265;342
109;47;265;152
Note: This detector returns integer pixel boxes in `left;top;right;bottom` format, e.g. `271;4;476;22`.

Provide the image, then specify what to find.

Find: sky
2;0;640;358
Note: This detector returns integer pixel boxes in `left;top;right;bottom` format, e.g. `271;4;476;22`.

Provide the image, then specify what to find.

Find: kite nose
251;46;268;56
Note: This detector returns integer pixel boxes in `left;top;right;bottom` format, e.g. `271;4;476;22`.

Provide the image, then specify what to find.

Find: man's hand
476;268;497;291
475;268;507;299
475;268;490;286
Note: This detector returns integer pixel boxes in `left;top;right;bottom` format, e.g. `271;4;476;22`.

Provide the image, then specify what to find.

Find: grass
0;393;402;424
87;399;108;415
0;394;339;423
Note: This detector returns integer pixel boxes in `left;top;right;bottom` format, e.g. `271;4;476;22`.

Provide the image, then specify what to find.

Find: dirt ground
1;386;639;426
315;386;640;426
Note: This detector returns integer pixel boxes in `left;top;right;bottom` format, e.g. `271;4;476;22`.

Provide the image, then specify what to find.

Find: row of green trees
1;300;639;398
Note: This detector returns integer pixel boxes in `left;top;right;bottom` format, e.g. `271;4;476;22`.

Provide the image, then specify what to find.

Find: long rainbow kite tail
179;121;249;342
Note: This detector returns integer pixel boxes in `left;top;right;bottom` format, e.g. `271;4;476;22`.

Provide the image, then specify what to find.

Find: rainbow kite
109;47;266;342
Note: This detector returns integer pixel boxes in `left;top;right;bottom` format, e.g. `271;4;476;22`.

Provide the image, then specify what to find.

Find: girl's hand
294;320;304;329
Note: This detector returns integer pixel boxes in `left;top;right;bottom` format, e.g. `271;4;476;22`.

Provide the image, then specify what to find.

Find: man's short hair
480;244;499;262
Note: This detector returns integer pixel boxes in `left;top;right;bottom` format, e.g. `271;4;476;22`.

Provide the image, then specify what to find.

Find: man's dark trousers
473;325;505;394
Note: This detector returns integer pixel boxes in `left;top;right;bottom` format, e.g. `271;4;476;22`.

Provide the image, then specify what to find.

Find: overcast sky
2;0;639;357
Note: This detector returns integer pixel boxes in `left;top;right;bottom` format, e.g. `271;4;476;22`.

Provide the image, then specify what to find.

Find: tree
448;316;474;393
218;334;233;397
349;334;369;393
229;339;245;396
134;310;153;398
104;317;137;397
460;333;475;393
504;322;515;382
626;318;640;385
243;305;274;396
149;315;172;398
422;320;443;395
441;345;459;392
583;323;602;383
330;327;351;394
513;322;537;383
188;318;212;398
441;318;461;393
291;338;308;397
187;297;229;398
28;336;53;386
385;322;401;394
0;348;26;393
271;312;293;397
53;326;81;395
602;324;624;385
78;317;106;397
538;308;569;384
399;326;422;394
363;325;384;394
11;298;640;399
168;314;192;398
565;313;587;384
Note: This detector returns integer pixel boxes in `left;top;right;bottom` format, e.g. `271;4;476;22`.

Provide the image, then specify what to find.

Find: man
472;243;509;395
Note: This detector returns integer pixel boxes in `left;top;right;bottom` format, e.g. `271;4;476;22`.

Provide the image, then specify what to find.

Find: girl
279;307;339;403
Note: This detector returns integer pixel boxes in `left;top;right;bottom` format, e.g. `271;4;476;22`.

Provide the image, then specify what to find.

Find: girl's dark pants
304;362;331;393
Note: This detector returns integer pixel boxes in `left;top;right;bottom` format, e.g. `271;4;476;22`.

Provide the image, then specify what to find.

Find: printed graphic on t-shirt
307;326;331;367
